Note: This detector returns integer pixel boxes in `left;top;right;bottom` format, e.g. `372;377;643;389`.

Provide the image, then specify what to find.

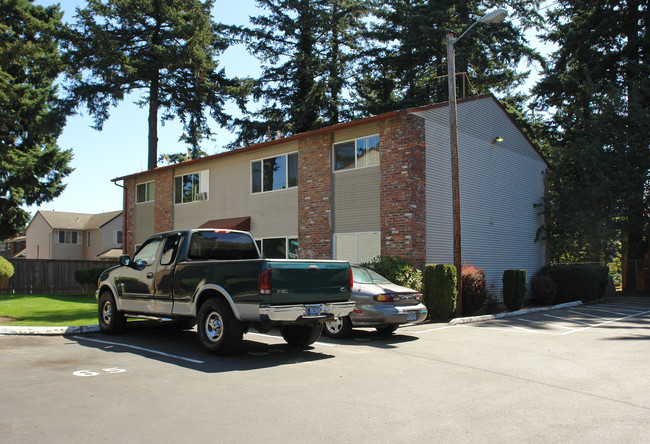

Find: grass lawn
0;293;98;326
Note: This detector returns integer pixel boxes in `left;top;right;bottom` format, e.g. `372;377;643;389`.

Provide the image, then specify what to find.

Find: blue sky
26;0;550;217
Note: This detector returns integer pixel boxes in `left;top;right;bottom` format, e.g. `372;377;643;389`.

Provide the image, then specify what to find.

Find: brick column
379;114;426;270
123;177;135;255
154;169;173;233
298;132;334;259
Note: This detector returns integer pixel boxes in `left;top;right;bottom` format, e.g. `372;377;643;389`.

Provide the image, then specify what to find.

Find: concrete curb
0;324;101;336
449;300;583;325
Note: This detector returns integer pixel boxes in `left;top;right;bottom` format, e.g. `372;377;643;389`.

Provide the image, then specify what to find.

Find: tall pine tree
65;0;242;169
0;0;73;238
535;0;650;289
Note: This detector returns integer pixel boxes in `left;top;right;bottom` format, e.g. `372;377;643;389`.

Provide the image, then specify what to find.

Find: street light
446;9;507;317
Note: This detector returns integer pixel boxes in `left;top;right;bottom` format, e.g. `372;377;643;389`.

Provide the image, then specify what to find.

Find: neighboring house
25;210;123;260
0;235;26;258
113;94;549;296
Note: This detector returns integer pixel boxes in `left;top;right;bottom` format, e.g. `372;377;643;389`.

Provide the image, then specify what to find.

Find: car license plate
406;311;417;321
304;304;323;317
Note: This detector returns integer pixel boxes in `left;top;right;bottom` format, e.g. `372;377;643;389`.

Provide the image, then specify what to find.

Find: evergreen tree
535;0;650;289
65;0;242;170
230;0;367;146
0;0;73;239
354;0;543;116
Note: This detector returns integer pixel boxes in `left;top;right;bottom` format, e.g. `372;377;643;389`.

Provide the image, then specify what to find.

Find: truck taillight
350;267;354;291
259;268;272;295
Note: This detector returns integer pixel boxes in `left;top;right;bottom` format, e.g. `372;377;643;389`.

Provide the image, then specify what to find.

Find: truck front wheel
197;298;243;355
98;291;125;334
281;324;322;347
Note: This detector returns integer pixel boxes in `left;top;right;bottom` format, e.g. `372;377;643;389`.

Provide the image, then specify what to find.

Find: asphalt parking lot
1;295;649;443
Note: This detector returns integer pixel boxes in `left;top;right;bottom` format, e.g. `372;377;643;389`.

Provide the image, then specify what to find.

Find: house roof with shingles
33;210;122;230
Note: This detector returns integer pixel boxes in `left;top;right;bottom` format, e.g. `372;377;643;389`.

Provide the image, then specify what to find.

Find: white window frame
332;134;380;172
250;152;298;194
174;170;209;204
135;181;155;204
113;230;123;244
54;230;81;244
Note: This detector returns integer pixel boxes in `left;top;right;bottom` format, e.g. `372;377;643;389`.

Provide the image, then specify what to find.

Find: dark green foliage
502;269;526;311
65;0;246;169
0;0;73;239
423;264;456;322
74;267;108;285
534;1;650;287
540;264;609;304
0;257;15;280
362;255;422;291
461;265;486;316
530;274;557;305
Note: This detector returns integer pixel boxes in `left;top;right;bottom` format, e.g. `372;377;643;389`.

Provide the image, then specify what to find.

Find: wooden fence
0;259;118;294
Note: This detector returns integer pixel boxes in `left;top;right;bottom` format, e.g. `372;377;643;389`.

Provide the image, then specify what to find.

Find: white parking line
542;313;596;326
72;336;205;364
517;317;577;330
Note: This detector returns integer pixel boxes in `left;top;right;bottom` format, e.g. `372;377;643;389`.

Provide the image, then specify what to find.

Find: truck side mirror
119;255;131;266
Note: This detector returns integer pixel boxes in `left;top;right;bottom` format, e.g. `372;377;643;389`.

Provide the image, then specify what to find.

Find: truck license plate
304;304;323;317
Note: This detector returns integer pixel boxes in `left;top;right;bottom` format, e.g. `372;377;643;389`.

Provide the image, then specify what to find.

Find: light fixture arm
454;9;508;44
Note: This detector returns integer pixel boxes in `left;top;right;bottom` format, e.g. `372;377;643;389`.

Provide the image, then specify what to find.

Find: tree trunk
148;73;159;170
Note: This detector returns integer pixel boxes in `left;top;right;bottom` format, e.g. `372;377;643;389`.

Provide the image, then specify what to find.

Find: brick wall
154;169;173;233
298;132;334;259
123;177;135;255
379;114;427;269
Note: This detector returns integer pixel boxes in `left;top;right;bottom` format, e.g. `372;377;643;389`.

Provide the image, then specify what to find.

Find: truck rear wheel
98;291;125;334
197;298;243;355
281;324;322;347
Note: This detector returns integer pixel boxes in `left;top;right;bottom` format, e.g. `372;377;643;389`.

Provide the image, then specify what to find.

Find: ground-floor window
334;231;380;263
256;237;298;259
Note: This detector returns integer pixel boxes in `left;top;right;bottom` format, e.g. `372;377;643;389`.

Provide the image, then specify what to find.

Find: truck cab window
160;234;182;266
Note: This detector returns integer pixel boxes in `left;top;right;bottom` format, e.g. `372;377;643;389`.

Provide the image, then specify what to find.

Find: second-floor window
174;170;209;204
55;230;80;244
136;181;155;203
251;153;298;193
333;135;380;171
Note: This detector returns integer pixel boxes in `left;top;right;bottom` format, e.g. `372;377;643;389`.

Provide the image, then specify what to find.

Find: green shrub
0;257;14;280
424;264;456;322
363;255;423;291
531;274;557;305
503;269;527;311
539;264;608;303
74;267;108;285
461;265;487;316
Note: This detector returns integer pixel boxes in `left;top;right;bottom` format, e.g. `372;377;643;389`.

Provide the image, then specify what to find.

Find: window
160;234;182;266
256;237;298;259
334;232;380;263
188;231;259;260
333;135;380;171
174;170;209;204
87;232;90;247
136;181;155;203
133;238;162;267
114;230;123;244
55;230;80;244
251;153;298;193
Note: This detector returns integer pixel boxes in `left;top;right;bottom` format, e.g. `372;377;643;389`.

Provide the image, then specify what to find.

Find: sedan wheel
323;316;352;339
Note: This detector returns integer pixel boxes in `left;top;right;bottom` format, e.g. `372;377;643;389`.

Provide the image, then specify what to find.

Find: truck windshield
188;231;260;260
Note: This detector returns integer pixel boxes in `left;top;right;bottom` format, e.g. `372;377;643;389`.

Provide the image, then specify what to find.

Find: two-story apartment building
25;210;123;260
114;95;549;296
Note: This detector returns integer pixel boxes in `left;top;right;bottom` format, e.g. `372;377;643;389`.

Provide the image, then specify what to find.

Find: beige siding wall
134;202;155;247
333;166;381;233
332;121;381;144
101;216;123;252
25;214;51;259
172;141;299;239
415;97;547;297
52;232;83;260
84;230;101;260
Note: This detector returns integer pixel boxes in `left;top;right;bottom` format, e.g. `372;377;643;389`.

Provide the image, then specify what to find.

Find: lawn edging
448;300;583;325
0;324;101;335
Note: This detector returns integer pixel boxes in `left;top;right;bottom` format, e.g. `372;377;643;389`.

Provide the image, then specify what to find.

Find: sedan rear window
352;266;392;284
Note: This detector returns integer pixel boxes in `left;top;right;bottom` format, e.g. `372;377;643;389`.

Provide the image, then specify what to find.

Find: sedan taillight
374;294;400;302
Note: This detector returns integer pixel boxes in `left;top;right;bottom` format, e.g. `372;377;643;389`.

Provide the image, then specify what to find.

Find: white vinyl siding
334;232;380;264
414;97;547;298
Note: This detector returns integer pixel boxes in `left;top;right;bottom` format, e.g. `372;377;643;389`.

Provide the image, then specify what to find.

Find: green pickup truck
96;229;354;355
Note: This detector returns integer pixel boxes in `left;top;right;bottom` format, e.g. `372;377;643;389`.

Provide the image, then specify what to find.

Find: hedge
503;269;527;311
424;264;456;322
539;264;609;303
0;257;14;280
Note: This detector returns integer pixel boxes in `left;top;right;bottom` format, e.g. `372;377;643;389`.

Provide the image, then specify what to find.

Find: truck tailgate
266;260;351;304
